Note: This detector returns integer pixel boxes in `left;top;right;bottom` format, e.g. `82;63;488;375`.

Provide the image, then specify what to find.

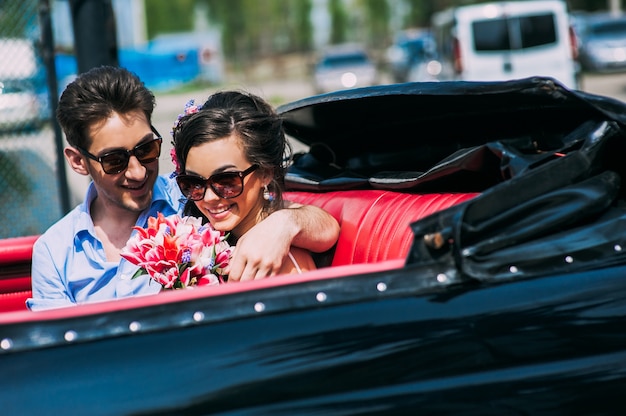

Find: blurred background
1;0;625;238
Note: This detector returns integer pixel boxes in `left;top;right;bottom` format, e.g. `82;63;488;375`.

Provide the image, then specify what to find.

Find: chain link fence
0;0;65;238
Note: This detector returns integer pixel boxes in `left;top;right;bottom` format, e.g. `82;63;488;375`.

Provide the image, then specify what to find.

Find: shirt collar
74;175;184;236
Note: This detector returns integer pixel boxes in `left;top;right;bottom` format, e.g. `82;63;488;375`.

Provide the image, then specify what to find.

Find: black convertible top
279;77;626;193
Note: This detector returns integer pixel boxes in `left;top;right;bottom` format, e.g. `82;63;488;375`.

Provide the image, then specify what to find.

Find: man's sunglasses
176;164;259;200
77;130;162;174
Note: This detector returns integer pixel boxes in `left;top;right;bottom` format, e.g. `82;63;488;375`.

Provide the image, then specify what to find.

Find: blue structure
55;47;201;93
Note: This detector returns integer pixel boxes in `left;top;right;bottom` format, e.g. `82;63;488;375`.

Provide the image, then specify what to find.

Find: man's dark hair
57;65;156;148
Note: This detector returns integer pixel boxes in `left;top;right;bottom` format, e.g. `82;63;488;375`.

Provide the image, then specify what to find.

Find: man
27;66;339;311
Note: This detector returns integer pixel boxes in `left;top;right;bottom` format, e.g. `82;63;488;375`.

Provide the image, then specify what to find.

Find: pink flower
170;99;204;178
170;148;181;176
120;214;232;290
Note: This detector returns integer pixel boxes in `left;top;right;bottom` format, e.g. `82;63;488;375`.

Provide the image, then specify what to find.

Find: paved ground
580;72;626;102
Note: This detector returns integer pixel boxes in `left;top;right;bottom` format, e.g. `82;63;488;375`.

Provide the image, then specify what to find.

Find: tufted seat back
284;190;478;266
0;235;37;312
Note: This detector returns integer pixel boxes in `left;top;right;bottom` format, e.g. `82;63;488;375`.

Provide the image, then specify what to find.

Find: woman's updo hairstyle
172;90;291;216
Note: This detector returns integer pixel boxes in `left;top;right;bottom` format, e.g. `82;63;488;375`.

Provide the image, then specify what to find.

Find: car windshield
0;80;30;94
320;53;369;67
588;20;626;37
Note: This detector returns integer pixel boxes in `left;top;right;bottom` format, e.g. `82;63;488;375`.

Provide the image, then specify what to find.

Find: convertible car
2;77;626;415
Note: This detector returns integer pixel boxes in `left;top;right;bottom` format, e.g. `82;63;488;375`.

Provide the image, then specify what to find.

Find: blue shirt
26;175;185;311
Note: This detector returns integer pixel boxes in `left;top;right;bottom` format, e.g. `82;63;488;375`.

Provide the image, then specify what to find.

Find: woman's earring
263;185;274;202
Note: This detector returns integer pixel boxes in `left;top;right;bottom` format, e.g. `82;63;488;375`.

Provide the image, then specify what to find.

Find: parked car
386;29;439;83
405;53;443;83
0;38;48;133
313;44;378;93
576;12;626;73
0;79;42;133
3;77;626;414
0;38;37;80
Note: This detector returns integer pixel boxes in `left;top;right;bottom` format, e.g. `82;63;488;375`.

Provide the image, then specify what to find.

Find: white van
431;1;579;89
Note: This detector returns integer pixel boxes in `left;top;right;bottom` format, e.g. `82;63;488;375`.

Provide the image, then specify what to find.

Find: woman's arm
227;203;339;282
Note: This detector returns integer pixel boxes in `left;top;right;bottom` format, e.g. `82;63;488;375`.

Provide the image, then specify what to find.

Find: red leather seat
0;191;479;312
0;235;37;312
285;190;478;266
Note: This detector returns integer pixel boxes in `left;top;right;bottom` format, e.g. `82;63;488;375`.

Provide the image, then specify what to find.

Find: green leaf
131;267;148;280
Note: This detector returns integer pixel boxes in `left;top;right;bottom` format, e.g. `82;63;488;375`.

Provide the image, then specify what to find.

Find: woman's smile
207;203;234;217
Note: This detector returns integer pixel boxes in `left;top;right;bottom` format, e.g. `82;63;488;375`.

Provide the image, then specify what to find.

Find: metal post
69;0;119;73
39;0;72;215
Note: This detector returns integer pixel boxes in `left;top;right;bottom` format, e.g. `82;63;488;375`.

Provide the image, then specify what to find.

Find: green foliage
402;0;438;28
0;0;38;38
292;0;314;52
201;0;314;67
145;0;196;38
149;0;620;66
360;0;391;47
329;0;349;45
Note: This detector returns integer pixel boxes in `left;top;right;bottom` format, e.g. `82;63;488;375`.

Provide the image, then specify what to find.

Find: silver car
577;13;626;73
0;80;41;132
313;45;378;94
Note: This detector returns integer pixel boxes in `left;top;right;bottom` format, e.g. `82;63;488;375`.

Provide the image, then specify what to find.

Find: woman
172;91;317;278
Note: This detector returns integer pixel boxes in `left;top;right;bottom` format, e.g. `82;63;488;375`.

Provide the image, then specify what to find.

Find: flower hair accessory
169;148;181;178
171;99;203;137
170;99;203;177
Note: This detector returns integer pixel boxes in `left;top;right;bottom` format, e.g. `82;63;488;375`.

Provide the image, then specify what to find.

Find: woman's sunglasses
176;164;259;200
77;129;163;174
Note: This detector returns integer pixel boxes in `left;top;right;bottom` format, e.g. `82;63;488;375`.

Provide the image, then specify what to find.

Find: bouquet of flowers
121;213;232;289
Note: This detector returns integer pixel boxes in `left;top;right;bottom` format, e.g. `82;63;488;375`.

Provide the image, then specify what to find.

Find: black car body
1;77;626;415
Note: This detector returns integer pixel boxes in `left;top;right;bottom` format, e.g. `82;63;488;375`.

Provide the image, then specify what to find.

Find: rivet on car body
193;311;205;322
436;273;447;283
129;321;141;332
377;282;387;292
316;292;327;302
615;244;622;252
509;266;519;273
0;338;13;350
565;256;574;263
254;302;265;312
64;330;77;342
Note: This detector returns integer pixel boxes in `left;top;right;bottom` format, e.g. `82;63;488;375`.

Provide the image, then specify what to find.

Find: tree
360;0;391;47
202;0;248;66
403;0;439;28
0;0;38;38
292;0;313;52
145;0;195;38
329;0;349;45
